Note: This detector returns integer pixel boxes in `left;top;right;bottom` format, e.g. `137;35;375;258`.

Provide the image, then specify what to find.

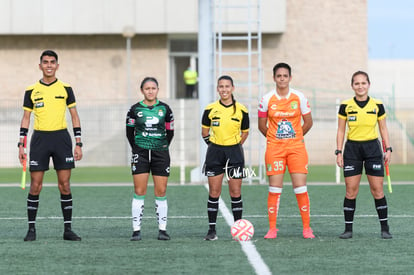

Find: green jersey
126;100;174;150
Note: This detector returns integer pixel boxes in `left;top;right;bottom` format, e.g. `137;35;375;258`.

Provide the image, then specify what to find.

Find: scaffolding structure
214;0;265;183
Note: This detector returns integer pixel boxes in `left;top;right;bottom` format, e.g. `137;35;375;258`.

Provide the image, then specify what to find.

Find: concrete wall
0;0;375;169
0;0;286;34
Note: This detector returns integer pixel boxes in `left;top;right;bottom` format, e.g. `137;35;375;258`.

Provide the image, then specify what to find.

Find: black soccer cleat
204;229;218;241
157;230;171;241
63;230;82;241
24;228;36;242
339;231;353;239
130;230;142;241
381;230;393;239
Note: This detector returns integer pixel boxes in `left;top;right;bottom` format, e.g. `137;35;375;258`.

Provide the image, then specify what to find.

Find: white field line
204;184;272;275
0;215;414;221
2;214;414;220
1;181;413;187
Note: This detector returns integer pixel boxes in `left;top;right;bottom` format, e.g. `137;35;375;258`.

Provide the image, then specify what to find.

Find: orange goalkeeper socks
267;187;282;229
294;186;311;229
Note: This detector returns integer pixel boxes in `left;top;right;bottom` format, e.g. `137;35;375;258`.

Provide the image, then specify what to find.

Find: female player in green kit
126;77;174;241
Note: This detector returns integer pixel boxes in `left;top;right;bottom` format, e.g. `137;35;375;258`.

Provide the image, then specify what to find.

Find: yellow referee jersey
202;100;249;146
338;96;386;141
23;79;77;131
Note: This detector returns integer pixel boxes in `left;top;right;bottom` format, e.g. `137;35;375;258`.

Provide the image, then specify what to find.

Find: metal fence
2;89;413;181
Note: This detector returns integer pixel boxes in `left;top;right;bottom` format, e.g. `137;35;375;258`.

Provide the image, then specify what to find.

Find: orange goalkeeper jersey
258;88;311;145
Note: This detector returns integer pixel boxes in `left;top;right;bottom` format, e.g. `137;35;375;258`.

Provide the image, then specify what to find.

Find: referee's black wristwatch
335;149;342;155
75;142;83;148
385;147;392;152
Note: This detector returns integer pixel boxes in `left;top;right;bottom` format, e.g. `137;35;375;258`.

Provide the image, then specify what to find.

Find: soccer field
1;183;414;274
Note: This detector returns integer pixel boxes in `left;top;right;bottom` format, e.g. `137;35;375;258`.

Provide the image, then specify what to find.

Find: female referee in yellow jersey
201;75;249;241
336;71;392;239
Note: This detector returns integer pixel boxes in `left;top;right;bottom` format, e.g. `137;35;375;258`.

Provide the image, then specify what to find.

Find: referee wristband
20;127;28;137
203;135;211;145
73;127;82;138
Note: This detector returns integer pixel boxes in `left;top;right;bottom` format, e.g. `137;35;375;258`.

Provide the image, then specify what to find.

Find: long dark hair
217;75;237;115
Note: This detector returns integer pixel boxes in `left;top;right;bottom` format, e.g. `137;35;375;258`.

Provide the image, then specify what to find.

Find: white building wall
0;0;286;34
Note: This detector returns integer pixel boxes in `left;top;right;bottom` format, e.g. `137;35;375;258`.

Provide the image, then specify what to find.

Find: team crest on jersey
158;109;164;117
290;101;298;109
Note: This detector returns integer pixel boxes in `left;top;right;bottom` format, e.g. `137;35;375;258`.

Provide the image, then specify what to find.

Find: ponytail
231;94;236;115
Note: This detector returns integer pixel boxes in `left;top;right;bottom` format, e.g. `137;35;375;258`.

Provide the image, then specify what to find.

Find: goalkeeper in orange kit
258;63;314;239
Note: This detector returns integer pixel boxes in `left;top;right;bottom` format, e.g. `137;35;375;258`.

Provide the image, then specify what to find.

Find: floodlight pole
123;26;136;165
123;26;136;104
194;0;214;182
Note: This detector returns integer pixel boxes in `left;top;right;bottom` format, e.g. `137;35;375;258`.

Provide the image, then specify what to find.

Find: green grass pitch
1;177;414;274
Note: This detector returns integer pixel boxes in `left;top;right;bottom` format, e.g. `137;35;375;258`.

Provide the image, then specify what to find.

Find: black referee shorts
203;143;245;179
29;129;75;171
343;139;384;177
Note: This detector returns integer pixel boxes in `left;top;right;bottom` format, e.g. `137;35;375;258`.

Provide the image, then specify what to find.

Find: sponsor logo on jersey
145;116;159;127
349;116;356;121
212;121;220;126
270;104;277;110
127;118;135;125
274;111;295;117
276;119;296;139
137;112;143;117
35;102;44;108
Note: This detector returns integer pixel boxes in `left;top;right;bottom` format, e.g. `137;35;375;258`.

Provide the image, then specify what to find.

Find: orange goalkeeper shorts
265;141;309;176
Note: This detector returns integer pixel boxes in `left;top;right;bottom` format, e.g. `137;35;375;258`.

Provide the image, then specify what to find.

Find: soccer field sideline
1;181;413;187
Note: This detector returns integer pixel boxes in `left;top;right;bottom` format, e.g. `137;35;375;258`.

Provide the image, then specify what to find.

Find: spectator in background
183;66;198;98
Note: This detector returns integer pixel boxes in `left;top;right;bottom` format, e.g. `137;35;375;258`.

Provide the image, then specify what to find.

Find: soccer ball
231;219;254;241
